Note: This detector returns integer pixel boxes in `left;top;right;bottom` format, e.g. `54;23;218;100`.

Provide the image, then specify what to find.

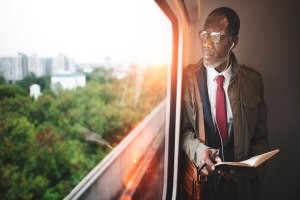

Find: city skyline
0;50;151;83
0;0;172;65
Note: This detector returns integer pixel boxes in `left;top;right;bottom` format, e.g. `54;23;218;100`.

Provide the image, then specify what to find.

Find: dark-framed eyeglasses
198;30;230;44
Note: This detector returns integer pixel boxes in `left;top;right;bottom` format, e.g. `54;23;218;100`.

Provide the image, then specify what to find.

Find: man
181;7;269;200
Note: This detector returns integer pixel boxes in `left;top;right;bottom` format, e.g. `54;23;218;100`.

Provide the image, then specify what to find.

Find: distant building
52;54;67;74
28;55;45;77
0;58;9;81
18;53;29;77
30;84;41;100
51;73;86;90
77;63;94;74
0;54;28;83
68;58;76;73
43;58;53;76
52;53;76;74
0;53;85;82
0;57;20;82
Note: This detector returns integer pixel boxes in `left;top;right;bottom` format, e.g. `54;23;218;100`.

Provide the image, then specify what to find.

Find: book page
214;149;280;168
240;154;261;166
239;149;280;167
215;161;251;167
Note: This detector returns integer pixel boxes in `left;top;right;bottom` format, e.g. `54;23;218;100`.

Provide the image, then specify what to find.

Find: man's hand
200;148;222;175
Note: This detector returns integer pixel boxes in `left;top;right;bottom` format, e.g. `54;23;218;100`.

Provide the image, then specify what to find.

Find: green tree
0;65;167;199
16;73;50;92
0;76;6;85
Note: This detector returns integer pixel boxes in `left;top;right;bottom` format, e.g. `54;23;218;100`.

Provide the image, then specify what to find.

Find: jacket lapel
195;65;215;135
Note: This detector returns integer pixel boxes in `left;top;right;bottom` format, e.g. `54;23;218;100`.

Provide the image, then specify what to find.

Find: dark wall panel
199;0;300;199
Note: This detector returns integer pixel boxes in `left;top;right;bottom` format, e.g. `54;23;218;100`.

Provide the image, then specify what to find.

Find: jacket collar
230;53;240;79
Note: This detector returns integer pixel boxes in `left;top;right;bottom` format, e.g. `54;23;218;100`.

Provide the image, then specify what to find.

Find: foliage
15;73;51;92
0;84;27;100
0;76;6;84
0;65;167;199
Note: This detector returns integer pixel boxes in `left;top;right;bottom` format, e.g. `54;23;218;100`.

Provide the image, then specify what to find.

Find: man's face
201;14;233;70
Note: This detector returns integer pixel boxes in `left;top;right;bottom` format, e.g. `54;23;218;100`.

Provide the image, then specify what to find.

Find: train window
0;0;172;199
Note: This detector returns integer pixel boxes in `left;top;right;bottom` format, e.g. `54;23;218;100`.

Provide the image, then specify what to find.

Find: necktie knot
216;75;225;87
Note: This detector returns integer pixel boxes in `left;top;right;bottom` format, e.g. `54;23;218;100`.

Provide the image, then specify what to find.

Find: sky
0;0;172;65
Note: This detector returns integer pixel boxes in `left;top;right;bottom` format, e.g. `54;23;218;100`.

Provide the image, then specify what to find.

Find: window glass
0;0;172;199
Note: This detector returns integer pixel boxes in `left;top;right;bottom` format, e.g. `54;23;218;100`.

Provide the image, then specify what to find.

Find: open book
214;149;280;170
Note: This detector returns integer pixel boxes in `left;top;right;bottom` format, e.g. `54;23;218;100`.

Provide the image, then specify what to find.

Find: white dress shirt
206;65;233;136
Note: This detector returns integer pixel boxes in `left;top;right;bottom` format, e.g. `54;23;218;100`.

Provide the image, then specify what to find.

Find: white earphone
230;42;235;50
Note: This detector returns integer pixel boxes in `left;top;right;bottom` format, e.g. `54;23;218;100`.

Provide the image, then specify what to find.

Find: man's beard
203;56;228;69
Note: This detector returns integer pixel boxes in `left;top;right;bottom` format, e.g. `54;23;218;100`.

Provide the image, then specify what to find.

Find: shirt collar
206;63;232;83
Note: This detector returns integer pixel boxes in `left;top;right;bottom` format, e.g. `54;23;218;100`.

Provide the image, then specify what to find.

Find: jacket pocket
243;95;261;108
242;95;261;137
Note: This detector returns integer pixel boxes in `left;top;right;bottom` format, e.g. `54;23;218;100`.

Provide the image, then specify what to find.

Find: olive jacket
181;54;269;200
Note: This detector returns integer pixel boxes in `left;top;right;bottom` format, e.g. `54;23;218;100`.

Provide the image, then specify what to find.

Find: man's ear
232;36;239;48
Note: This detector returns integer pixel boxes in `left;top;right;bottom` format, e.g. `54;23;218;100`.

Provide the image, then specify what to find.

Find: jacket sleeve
181;68;209;167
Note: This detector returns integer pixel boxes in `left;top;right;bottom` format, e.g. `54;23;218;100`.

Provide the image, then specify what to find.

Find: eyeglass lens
200;31;221;44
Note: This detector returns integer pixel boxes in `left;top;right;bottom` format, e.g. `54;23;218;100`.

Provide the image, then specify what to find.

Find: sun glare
151;51;171;66
0;0;172;66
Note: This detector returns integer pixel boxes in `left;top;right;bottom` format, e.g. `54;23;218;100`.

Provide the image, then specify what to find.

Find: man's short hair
208;7;240;37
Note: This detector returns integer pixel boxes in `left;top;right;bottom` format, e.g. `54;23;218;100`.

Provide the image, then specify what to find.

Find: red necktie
216;75;228;143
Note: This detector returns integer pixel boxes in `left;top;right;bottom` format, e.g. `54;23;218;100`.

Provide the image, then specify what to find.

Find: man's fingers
204;164;215;172
202;148;220;172
204;156;214;166
201;168;209;175
215;155;222;163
